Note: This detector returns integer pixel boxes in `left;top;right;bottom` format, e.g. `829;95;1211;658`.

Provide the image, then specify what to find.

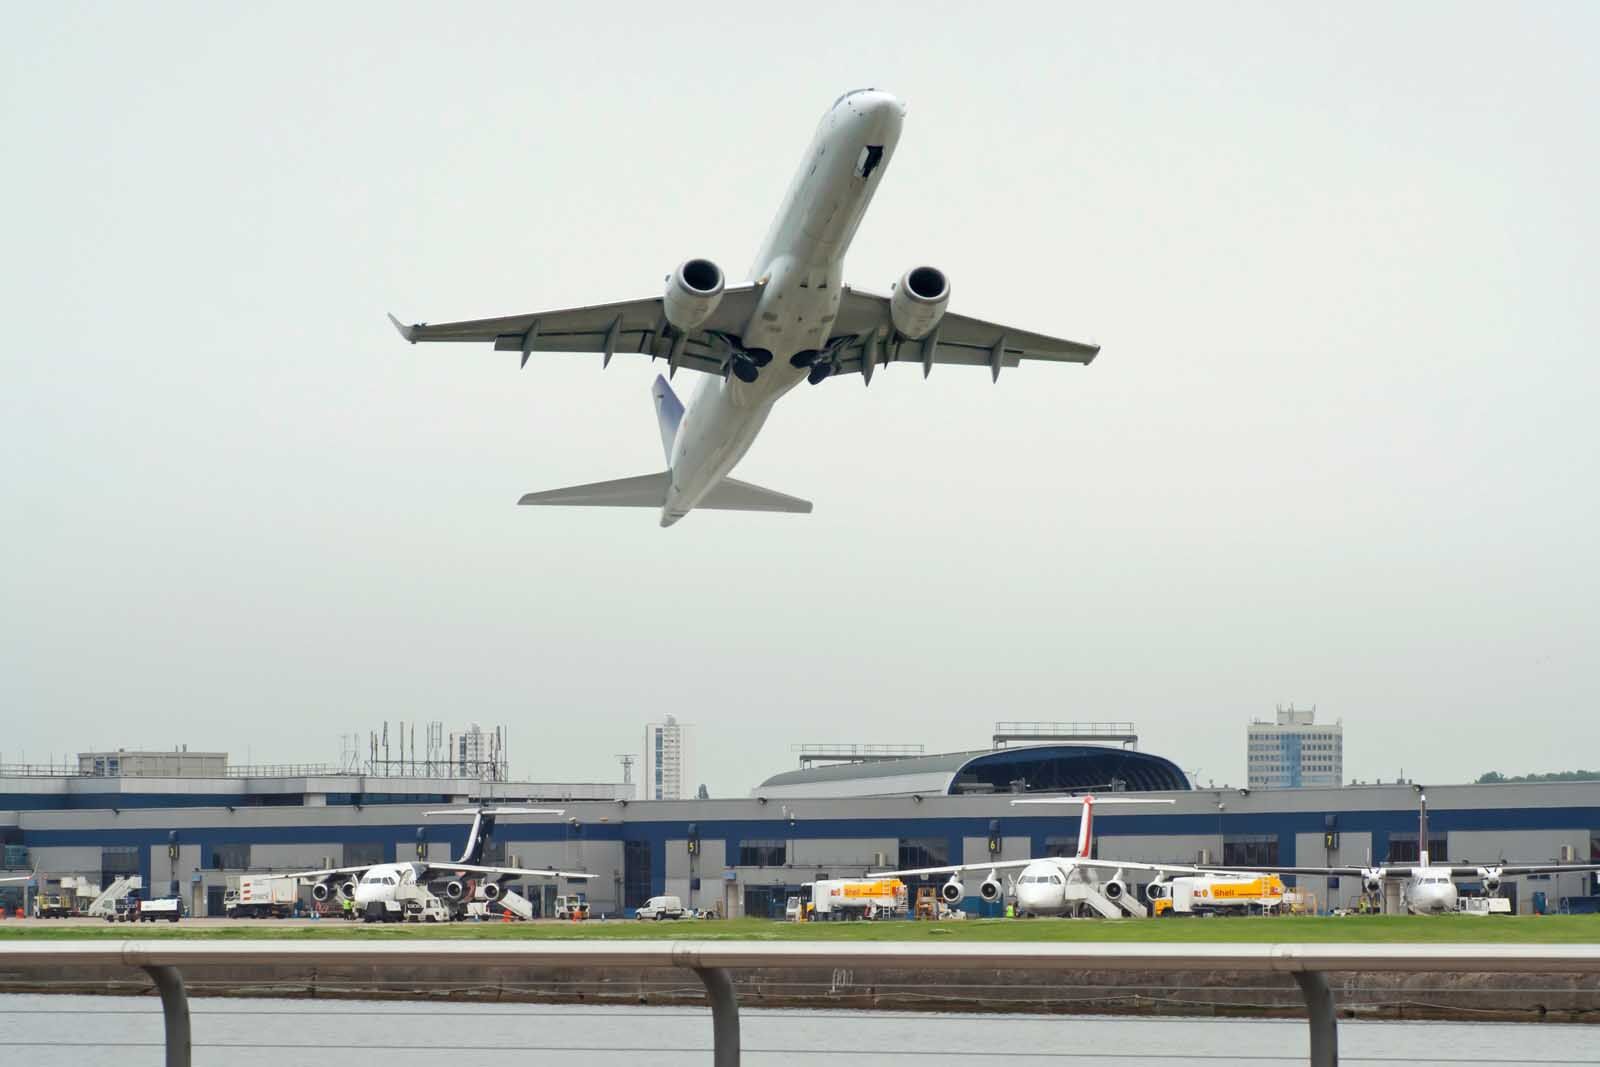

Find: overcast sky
3;3;1596;795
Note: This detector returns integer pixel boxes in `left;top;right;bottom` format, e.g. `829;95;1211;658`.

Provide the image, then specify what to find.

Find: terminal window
1386;833;1447;864
897;837;949;870
1223;834;1278;867
210;843;251;870
1043;836;1093;859
344;842;384;867
738;840;787;867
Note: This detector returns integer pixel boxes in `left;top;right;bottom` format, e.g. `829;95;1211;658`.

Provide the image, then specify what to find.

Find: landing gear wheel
731;360;759;383
789;349;820;368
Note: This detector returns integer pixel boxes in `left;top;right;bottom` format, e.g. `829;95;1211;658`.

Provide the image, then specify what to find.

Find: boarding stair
86;876;141;917
1062;874;1147;919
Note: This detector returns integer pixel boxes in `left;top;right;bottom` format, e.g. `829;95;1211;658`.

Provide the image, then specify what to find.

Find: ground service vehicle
33;893;74;918
636;895;687;920
224;875;298;918
1150;874;1287;916
554;894;589;920
808;879;907;920
136;898;183;923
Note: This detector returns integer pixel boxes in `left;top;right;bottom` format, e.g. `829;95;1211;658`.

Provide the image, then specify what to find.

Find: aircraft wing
425;862;594;881
825;287;1100;382
279;864;375;881
1442;863;1600;878
868;859;1040;879
1069;857;1207;877
389;287;763;377
1198;865;1371;878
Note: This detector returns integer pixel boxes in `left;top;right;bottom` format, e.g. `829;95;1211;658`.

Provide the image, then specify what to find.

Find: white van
636;895;687;920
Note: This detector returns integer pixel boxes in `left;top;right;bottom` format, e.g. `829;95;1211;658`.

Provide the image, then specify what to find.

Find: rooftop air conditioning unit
1197;848;1212;866
1560;845;1577;863
873;852;886;867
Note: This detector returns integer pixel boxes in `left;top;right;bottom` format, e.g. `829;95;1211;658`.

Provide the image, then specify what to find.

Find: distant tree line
1477;770;1600;784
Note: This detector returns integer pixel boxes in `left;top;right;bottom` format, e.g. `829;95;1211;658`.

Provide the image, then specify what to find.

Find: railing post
142;965;191;1067
694;966;740;1066
1293;970;1337;1067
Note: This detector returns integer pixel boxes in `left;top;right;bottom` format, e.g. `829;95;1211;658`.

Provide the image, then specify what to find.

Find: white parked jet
872;795;1204;917
283;806;591;921
390;89;1099;526
1202;790;1600;915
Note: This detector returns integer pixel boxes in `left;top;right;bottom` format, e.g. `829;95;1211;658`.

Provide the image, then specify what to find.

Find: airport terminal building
3;744;1598;918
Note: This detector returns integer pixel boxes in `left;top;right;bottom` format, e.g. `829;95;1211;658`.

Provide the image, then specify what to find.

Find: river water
0;994;1594;1064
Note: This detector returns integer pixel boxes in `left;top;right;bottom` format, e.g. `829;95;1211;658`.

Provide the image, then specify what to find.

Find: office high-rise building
642;715;691;801
1247;705;1343;789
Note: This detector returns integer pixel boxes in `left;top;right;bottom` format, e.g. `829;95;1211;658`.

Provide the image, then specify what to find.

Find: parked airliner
391;89;1099;526
872;795;1206;917
284;807;591;921
1203;790;1600;914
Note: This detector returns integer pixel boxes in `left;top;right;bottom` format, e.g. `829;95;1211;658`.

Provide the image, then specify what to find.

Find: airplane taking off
390;89;1099;526
283;806;592;922
871;795;1207;917
1203;790;1600;914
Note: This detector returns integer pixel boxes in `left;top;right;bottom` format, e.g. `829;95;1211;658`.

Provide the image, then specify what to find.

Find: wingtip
387;312;417;343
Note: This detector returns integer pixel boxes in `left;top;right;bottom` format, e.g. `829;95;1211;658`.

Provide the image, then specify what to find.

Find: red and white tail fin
1009;794;1176;860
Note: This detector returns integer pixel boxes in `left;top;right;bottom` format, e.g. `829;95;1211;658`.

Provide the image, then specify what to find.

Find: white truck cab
636;894;686;920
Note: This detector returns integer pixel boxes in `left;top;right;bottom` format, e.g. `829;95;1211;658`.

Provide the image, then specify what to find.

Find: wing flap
389;286;760;378
826;288;1099;379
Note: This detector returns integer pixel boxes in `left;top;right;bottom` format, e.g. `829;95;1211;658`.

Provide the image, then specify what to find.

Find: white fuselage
350;862;425;910
1399;868;1459;914
661;90;906;526
1013;859;1080;915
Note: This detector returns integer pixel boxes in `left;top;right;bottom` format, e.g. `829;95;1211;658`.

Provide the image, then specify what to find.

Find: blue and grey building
2;743;1595;919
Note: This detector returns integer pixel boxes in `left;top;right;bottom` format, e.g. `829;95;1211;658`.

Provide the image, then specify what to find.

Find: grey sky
3;3;1596;794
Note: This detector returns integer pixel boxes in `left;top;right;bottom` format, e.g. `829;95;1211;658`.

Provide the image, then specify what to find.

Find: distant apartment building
642;715;691;801
1247;705;1343;789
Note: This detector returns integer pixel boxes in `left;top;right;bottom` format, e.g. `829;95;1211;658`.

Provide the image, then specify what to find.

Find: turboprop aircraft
871;795;1209;917
390;89;1099;526
283;806;592;922
1201;789;1600;914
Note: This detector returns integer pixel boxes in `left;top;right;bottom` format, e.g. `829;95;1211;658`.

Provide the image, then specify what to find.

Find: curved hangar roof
756;744;1190;799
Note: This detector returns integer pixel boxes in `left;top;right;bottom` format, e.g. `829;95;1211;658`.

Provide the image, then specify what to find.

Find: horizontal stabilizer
518;471;670;508
698;477;812;514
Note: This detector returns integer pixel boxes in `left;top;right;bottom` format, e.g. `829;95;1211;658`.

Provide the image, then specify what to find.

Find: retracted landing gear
726;346;772;384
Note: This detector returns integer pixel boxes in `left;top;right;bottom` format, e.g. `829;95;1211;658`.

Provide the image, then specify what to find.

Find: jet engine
338;879;358;901
663;258;725;333
481;881;503;902
889;266;949;340
442;879;467;901
310;881;332;903
978;871;1004;903
1101;878;1128;902
1144;881;1168;901
939;875;966;904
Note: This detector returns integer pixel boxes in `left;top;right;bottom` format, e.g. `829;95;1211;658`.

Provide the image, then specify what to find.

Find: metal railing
792;744;926;766
992;721;1139;749
4;940;1599;1066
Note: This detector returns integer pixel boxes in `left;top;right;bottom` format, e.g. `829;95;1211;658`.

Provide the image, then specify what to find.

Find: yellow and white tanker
1149;873;1287;916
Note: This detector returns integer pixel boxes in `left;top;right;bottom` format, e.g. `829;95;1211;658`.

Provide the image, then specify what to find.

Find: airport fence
3;940;1600;1066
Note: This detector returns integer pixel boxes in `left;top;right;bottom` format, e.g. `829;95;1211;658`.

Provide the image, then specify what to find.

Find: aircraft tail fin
518;471;671;508
697;477;813;514
652;375;684;463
